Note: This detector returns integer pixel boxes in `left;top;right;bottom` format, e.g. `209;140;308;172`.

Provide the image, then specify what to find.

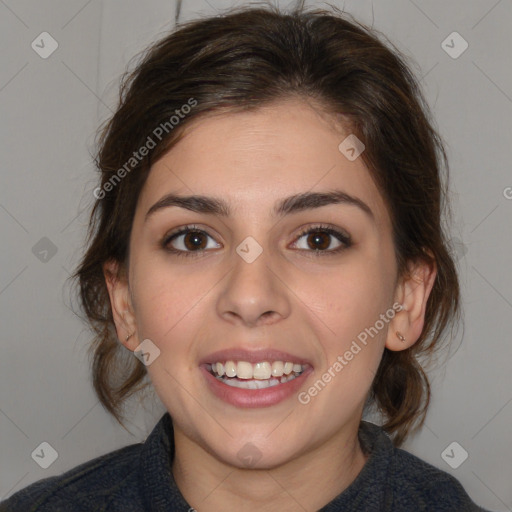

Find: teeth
253;362;272;379
236;361;253;379
224;361;237;377
216;373;299;389
271;361;284;377
210;360;304;380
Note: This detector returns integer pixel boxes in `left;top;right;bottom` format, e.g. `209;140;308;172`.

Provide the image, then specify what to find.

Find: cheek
299;255;392;333
129;259;221;376
297;254;392;392
130;268;208;410
131;257;204;337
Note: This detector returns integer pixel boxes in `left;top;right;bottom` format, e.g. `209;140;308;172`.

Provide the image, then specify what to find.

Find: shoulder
0;442;144;512
389;445;488;511
355;422;490;511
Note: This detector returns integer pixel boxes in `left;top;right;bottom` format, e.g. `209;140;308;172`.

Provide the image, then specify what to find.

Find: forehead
136;99;390;228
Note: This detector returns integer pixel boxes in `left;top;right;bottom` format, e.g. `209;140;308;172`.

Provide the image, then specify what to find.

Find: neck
171;419;368;512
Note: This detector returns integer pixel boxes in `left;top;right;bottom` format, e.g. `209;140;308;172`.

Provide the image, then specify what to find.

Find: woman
1;3;491;511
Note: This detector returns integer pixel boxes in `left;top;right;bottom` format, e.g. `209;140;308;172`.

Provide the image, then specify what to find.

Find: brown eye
162;225;221;257
305;231;331;250
292;225;352;256
181;231;208;251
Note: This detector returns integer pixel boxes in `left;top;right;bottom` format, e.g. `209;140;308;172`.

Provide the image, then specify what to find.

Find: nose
216;247;291;328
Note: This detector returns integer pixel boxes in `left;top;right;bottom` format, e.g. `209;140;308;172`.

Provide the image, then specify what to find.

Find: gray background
1;0;511;509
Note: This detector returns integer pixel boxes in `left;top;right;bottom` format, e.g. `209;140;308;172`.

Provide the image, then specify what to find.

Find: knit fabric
0;413;491;511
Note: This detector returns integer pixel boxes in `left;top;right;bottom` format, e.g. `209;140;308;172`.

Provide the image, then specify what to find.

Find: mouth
199;350;313;408
206;360;306;389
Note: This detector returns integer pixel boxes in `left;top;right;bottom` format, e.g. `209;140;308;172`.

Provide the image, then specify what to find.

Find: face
107;98;424;470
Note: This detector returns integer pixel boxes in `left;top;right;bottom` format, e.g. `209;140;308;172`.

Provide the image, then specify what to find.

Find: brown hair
71;3;460;447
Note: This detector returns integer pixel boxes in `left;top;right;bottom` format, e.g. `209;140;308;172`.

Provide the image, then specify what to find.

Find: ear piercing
125;332;135;341
395;331;406;343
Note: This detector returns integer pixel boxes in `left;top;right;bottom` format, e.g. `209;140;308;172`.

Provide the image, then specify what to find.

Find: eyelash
161;223;352;259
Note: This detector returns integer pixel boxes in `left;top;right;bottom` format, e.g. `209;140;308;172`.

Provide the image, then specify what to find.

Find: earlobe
103;260;138;351
395;331;406;344
386;258;437;352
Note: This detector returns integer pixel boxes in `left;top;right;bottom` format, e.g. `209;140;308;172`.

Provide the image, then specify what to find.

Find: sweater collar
319;420;394;510
140;412;393;510
139;412;191;510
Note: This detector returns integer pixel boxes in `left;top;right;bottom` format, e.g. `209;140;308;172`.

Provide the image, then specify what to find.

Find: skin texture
104;98;436;511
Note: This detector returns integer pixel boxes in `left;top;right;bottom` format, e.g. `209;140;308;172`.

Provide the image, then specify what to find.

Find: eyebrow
145;190;374;222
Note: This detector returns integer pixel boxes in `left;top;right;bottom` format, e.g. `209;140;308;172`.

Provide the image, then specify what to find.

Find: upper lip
199;348;312;366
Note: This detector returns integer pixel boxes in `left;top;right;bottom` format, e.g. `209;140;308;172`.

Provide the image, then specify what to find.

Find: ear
386;257;437;351
103;259;138;351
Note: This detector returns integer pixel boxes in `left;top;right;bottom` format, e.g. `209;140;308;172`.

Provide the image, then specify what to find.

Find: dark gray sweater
0;413;491;511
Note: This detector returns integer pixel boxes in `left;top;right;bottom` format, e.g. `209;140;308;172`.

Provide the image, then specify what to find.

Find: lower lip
200;365;313;408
